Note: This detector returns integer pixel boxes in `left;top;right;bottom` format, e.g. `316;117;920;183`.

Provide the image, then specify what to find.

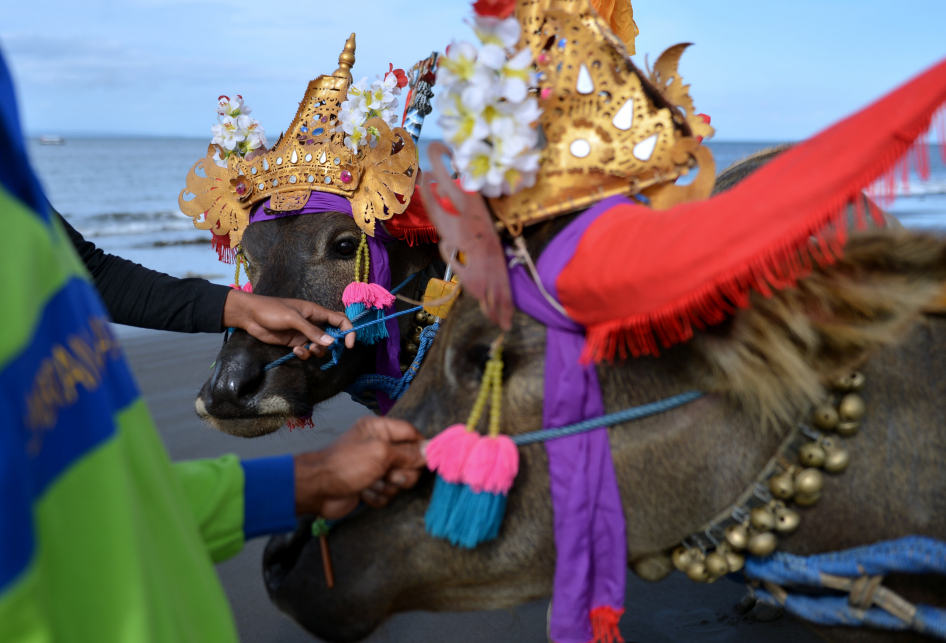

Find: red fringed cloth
383;192;440;246
556;56;946;362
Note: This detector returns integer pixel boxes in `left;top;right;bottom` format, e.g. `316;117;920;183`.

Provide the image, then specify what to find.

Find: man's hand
294;417;426;519
222;289;356;359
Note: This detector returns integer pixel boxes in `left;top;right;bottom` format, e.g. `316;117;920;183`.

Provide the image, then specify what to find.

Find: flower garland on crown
436;4;542;197
336;64;409;153
211;95;268;167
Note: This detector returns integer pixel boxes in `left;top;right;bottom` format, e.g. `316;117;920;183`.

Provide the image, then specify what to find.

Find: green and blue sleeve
0;50;296;643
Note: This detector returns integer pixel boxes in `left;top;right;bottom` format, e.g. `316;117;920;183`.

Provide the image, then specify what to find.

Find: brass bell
425;312;438;325
836;421;860;437
705;552;729;577
812;405;840;431
769;472;795;500
671;546;693;572
414;311;427;324
774;507;801;533
631;553;674;582
794;468;824;496
799;442;826;468
794;491;822;506
412;331;422;344
750;507;776;531
747;532;777;557
405;342;418;355
823;447;850;473
686;561;710;583
725;524;748;551
725;551;745;573
833;371;865;392
400;363;409;374
838;393;865;422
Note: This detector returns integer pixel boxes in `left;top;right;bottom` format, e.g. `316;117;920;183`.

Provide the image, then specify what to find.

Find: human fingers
288;299;356;349
357;416;425;446
360;488;388;508
320;496;359;520
385;467;422;490
292;344;327;360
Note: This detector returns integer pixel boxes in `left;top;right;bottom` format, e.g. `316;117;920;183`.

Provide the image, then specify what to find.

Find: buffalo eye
465;344;491;375
334;238;358;257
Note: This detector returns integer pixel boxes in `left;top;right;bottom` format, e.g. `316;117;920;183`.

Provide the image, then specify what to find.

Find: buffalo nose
210;345;266;407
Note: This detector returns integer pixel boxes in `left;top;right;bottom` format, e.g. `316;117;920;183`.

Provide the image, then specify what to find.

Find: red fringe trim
387;225;440;247
582;105;946;364
286;416;314;431
589;606;624;643
211;232;237;264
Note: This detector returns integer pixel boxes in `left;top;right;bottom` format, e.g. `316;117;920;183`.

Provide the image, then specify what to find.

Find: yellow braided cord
353;233;369;283
464;360;494;432
233;250;242;288
465;344;505;436
488;350;503;438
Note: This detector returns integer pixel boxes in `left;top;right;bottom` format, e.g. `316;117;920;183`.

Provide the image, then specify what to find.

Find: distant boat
38;135;64;145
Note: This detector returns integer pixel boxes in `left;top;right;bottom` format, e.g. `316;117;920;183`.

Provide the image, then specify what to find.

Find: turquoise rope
510;390;703;445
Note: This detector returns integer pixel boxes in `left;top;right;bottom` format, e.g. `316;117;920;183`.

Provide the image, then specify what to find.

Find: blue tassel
345;305;389;346
345;302;366;322
425;479;507;549
425;476;464;539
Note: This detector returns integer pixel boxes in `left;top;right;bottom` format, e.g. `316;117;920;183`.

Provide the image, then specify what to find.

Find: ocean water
25;137;946;290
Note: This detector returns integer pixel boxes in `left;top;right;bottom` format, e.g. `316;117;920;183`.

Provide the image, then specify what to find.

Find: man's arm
60;212;355;352
60;213;231;333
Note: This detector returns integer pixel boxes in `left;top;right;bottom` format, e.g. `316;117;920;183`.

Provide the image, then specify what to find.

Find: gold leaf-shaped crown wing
489;0;715;233
179;33;418;247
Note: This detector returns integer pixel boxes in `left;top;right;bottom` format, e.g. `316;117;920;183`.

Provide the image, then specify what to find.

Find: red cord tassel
286;416;314;431
589;606;624;643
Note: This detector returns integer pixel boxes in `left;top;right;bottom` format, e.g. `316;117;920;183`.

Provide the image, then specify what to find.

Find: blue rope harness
262;273;421;373
346;322;441;402
746;536;946;638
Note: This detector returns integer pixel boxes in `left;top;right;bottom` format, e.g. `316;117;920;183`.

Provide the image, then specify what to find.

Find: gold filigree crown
179;34;418;246
490;0;716;233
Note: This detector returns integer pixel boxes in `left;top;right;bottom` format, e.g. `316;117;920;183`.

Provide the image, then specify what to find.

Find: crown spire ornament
179;33;418;246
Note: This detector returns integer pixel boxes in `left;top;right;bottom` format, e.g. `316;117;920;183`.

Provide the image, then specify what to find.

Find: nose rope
263;272;421;373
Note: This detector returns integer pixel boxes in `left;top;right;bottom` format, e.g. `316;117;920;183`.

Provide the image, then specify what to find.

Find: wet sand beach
123;328;818;643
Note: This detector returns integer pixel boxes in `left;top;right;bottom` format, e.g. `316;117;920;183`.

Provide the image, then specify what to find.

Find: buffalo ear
691;230;946;430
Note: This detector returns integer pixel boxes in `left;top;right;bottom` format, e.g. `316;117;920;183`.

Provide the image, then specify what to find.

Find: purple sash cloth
252;195;402;414
509;196;631;643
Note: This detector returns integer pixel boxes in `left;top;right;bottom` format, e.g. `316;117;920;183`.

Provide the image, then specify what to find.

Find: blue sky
3;0;945;141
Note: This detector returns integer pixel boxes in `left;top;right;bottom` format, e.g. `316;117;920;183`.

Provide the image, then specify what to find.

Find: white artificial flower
438;93;492;147
437;41;485;91
212;148;228;168
345;125;369;153
470;15;521;49
216;95;250;118
211;115;246;151
481;46;534;103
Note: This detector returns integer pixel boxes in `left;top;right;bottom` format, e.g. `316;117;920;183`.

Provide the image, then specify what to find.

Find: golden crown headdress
179;34;419;246
489;0;715;233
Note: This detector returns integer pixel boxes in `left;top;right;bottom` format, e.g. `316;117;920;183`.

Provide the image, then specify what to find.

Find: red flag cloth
556;56;946;362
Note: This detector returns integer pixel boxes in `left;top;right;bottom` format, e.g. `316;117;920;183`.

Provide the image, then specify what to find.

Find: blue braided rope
346;323;440;402
263;305;424;372
746;537;946;638
510;390;704;446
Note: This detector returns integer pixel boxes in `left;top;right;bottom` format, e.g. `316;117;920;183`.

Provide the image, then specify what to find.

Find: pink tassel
425;425;480;484
364;282;395;309
342;282;373;307
230;283;253;293
461;434;519;494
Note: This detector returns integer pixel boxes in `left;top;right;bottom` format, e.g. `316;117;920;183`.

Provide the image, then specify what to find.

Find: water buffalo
195;210;441;437
263;201;946;642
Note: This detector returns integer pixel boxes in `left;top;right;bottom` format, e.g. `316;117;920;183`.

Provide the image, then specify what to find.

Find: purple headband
250;191;402;413
251;192;397;242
